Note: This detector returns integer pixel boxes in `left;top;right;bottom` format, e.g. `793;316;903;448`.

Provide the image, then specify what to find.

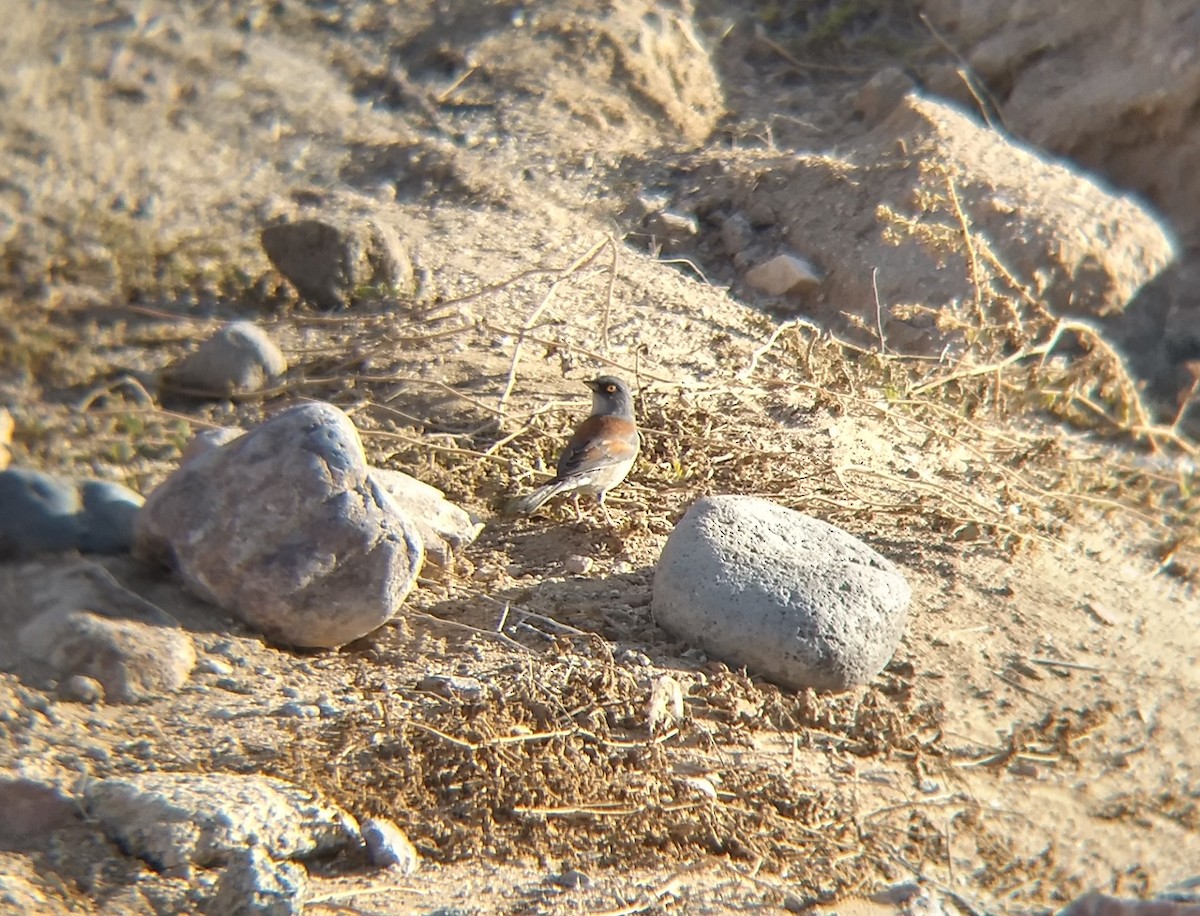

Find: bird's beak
583;378;600;391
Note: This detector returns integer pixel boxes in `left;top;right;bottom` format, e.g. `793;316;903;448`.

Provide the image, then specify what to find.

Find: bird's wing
555;415;639;480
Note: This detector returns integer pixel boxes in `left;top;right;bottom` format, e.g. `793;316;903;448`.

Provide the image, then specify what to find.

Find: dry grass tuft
274;639;941;897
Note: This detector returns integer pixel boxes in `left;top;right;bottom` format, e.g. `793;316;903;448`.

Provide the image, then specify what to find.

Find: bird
508;375;640;524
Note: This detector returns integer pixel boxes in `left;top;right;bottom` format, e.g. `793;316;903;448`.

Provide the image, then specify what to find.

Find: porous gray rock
82;773;358;877
652;496;910;692
17;561;194;703
208;846;308;916
370;468;483;571
260;217;414;309
161;320;287;398
134;402;424;648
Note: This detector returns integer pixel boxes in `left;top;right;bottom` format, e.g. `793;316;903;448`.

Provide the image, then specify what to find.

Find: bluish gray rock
652;496;910;692
0;469;143;557
0;469;83;555
134;402;424;648
79;480;144;553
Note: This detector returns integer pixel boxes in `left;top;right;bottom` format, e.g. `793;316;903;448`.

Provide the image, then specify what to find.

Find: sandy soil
1;1;1197;913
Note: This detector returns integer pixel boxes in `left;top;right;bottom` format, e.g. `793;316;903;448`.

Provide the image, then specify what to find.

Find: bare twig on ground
497;239;611;419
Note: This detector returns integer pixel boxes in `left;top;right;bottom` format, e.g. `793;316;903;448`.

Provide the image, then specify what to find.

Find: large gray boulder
134;402;424;648
174;429;479;575
652;496;910;692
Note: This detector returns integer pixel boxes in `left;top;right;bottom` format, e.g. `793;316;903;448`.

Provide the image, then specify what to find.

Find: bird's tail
506;480;567;516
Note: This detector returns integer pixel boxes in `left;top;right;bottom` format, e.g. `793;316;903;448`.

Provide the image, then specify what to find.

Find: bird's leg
572;494;584;522
597;491;614;526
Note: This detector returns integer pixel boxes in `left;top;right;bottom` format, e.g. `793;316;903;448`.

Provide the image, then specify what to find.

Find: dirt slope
1;1;1197;913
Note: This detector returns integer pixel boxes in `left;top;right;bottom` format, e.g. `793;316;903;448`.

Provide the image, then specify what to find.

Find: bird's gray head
585;375;635;420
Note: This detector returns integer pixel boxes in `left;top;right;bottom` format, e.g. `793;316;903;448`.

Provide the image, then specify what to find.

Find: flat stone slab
82;773;358;877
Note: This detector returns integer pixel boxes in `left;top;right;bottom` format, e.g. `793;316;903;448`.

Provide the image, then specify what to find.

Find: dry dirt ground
1;1;1199;914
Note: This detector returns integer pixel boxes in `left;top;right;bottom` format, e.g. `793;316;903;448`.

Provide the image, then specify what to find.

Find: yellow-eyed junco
508;375;639;523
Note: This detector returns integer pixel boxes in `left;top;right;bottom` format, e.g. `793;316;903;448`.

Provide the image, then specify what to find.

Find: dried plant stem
944;172;989;326
483;320;678;383
76;374;158;411
602;234;619;354
406;610;539;657
497;238;611;418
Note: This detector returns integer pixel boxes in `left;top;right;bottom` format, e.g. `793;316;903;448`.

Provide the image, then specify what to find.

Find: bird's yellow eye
605;384;617;394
